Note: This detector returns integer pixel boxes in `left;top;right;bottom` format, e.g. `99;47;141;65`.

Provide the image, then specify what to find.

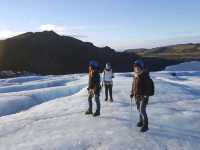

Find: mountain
0;31;136;74
124;48;148;53
0;31;184;74
125;43;200;59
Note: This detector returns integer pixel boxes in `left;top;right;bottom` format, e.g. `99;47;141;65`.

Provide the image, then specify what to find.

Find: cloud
0;24;119;41
38;24;87;35
68;34;88;38
39;24;66;34
38;24;89;39
0;26;88;40
0;30;23;40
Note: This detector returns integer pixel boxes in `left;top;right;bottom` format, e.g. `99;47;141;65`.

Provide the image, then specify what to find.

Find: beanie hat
89;60;99;70
133;59;144;70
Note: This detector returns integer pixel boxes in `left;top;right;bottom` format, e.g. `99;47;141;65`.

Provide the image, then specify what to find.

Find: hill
0;31;184;74
125;43;200;59
0;31;136;74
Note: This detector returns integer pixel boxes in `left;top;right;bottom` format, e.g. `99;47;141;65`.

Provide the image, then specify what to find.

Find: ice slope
0;69;199;149
0;74;87;117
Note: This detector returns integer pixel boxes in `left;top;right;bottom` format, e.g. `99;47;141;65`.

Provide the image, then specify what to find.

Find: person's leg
135;96;143;127
140;96;149;132
105;84;108;101
93;94;101;116
85;94;93;114
108;84;113;101
135;96;140;110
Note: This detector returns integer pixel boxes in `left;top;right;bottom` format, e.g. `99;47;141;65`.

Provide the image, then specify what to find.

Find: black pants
88;94;100;113
135;96;149;127
105;84;113;100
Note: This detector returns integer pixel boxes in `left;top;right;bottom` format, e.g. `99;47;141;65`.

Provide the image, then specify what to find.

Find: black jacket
132;71;150;96
88;70;101;95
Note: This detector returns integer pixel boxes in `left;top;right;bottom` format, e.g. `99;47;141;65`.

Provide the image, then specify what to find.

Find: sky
0;0;200;50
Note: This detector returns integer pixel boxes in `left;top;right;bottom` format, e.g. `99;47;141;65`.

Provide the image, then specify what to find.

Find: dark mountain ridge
0;31;186;75
0;31;137;74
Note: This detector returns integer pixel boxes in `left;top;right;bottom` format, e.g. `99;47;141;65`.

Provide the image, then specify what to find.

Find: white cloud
39;24;66;34
38;24;87;35
0;30;22;40
0;25;88;40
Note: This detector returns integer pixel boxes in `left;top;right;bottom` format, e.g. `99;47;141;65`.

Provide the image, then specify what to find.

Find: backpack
145;77;155;96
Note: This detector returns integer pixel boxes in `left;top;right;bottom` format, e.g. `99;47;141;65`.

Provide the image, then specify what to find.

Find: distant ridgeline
125;43;200;59
0;31;183;75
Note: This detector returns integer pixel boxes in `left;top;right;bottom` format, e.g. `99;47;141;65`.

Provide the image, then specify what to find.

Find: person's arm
88;72;95;89
112;70;114;78
130;78;134;98
101;70;105;86
145;96;149;104
102;70;105;81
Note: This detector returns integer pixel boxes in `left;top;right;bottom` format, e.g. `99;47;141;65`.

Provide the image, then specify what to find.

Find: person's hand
99;85;102;91
88;89;94;96
130;94;134;98
87;87;90;91
144;96;149;105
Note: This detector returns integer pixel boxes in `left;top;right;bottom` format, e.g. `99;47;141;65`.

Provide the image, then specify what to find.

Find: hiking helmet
133;59;144;70
106;62;111;69
89;60;99;70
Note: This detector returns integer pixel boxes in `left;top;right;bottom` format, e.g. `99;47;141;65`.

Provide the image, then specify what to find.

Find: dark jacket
132;71;150;96
88;70;101;95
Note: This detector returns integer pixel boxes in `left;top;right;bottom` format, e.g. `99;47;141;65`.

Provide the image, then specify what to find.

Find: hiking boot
93;111;100;117
140;126;149;132
85;110;93;115
110;98;113;102
137;122;143;127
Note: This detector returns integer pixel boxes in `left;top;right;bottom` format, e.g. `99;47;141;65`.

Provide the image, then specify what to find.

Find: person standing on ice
130;59;154;132
85;60;101;117
102;62;114;102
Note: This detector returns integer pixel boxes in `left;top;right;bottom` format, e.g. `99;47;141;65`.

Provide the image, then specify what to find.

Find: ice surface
0;63;199;150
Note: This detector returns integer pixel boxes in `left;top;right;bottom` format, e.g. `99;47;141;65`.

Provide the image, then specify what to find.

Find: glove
99;85;102;91
87;87;90;91
144;96;149;105
101;82;104;87
130;94;134;98
89;89;94;96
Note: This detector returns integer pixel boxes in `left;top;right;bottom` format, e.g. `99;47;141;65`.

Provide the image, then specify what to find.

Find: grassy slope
126;43;200;59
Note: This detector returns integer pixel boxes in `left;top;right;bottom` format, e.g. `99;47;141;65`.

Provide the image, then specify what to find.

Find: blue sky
0;0;200;50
